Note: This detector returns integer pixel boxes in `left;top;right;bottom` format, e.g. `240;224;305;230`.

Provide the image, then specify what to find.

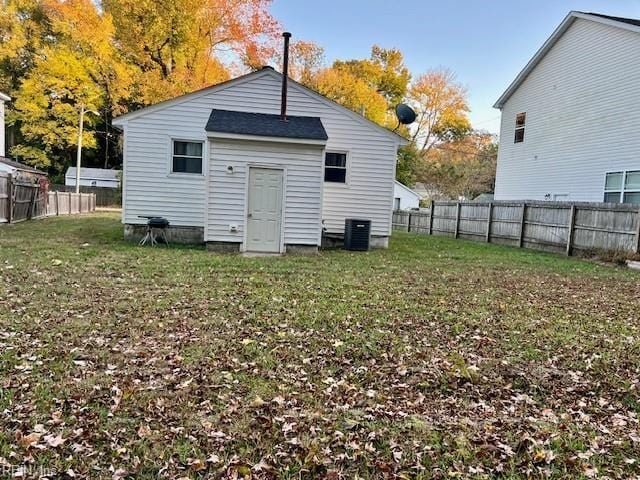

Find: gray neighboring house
65;167;121;188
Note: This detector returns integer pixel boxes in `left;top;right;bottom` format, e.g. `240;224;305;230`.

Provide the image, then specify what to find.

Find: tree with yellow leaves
102;0;279;104
310;67;389;126
408;69;471;154
12;46;103;169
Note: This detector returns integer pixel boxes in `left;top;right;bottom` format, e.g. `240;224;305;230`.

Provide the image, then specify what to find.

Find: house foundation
124;224;204;244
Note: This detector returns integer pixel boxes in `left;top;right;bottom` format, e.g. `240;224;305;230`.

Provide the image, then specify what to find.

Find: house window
324;152;347;183
394;197;401;210
514;112;526;143
604;170;640;204
172;140;203;174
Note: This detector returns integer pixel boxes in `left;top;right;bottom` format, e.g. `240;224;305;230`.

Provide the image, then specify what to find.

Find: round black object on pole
395;103;417;125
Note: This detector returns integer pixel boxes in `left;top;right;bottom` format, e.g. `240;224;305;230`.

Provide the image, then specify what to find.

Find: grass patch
0;213;639;478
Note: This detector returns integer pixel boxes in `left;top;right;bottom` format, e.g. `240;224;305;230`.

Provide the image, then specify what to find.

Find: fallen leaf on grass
16;431;41;449
44;434;65;448
188;458;206;471
137;424;151;438
112;468;127;480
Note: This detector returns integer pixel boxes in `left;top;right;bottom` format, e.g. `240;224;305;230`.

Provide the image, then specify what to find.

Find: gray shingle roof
583;12;640;27
66;167;120;180
205;109;328;141
0;156;46;175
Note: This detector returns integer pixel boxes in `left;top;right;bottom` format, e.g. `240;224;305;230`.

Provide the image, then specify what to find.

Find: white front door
246;167;284;253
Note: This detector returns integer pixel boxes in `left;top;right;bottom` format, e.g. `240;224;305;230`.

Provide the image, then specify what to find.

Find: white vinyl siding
119;70;398;236
0;99;5;157
495;18;640;201
65;177;120;188
206;138;323;247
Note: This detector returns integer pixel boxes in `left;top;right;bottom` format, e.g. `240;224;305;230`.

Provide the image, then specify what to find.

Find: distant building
0;157;47;183
65;167;121;188
472;193;494;203
393;181;421;210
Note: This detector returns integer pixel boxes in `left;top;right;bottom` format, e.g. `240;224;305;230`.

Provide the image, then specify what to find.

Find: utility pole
76;105;85;194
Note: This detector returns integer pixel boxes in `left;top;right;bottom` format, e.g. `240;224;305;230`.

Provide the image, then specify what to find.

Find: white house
393;181;421;210
0;157;47;182
65;167;120;188
494;11;640;204
112;66;407;252
0;92;10;157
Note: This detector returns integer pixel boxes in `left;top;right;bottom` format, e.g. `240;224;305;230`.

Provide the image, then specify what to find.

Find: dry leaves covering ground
0;213;639;479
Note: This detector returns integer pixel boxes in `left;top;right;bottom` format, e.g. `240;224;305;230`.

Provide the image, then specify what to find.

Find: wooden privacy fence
51;184;120;207
393;201;640;255
0;173;47;223
46;191;96;216
1;172;96;224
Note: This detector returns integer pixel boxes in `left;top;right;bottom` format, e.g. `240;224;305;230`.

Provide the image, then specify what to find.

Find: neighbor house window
172;140;203;174
394;197;401;210
324;152;347;183
514;112;526;143
604;170;640;204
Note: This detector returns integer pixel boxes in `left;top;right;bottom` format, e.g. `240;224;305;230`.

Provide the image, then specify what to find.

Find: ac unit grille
344;219;371;251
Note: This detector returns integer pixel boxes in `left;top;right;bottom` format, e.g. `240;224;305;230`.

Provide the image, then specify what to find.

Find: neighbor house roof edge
493;11;640;109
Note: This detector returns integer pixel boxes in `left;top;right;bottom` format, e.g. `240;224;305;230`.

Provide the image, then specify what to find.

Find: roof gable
394;180;420;198
113;67;407;144
112;69;274;125
494;11;640;109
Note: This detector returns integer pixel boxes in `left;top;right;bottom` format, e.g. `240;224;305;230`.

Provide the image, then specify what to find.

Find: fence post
28;186;37;220
635;208;640;254
566;205;577;256
407;212;412;233
55;191;59;215
69;192;72;215
454;202;461;239
485;202;493;243
428;201;434;235
518;203;527;248
7;174;13;224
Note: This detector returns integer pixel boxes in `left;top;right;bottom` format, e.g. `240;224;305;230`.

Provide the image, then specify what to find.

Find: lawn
0;213;639;479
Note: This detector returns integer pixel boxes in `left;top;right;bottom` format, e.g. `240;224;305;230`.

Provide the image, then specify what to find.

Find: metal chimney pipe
281;32;292;120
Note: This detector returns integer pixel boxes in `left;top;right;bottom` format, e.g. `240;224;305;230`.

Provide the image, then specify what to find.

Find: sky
270;0;640;135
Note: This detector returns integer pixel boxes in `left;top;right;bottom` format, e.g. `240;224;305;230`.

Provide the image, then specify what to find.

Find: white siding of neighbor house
393;181;421;210
495;18;640;201
206;138;323;247
65;177;119;188
0;99;6;157
116;69;399;237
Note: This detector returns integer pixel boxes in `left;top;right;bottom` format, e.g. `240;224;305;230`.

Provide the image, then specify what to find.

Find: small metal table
138;216;170;246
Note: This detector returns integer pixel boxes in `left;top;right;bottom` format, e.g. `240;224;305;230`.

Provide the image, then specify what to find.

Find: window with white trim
604;170;640;204
514;112;526;143
172;140;203;174
324;152;347;183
